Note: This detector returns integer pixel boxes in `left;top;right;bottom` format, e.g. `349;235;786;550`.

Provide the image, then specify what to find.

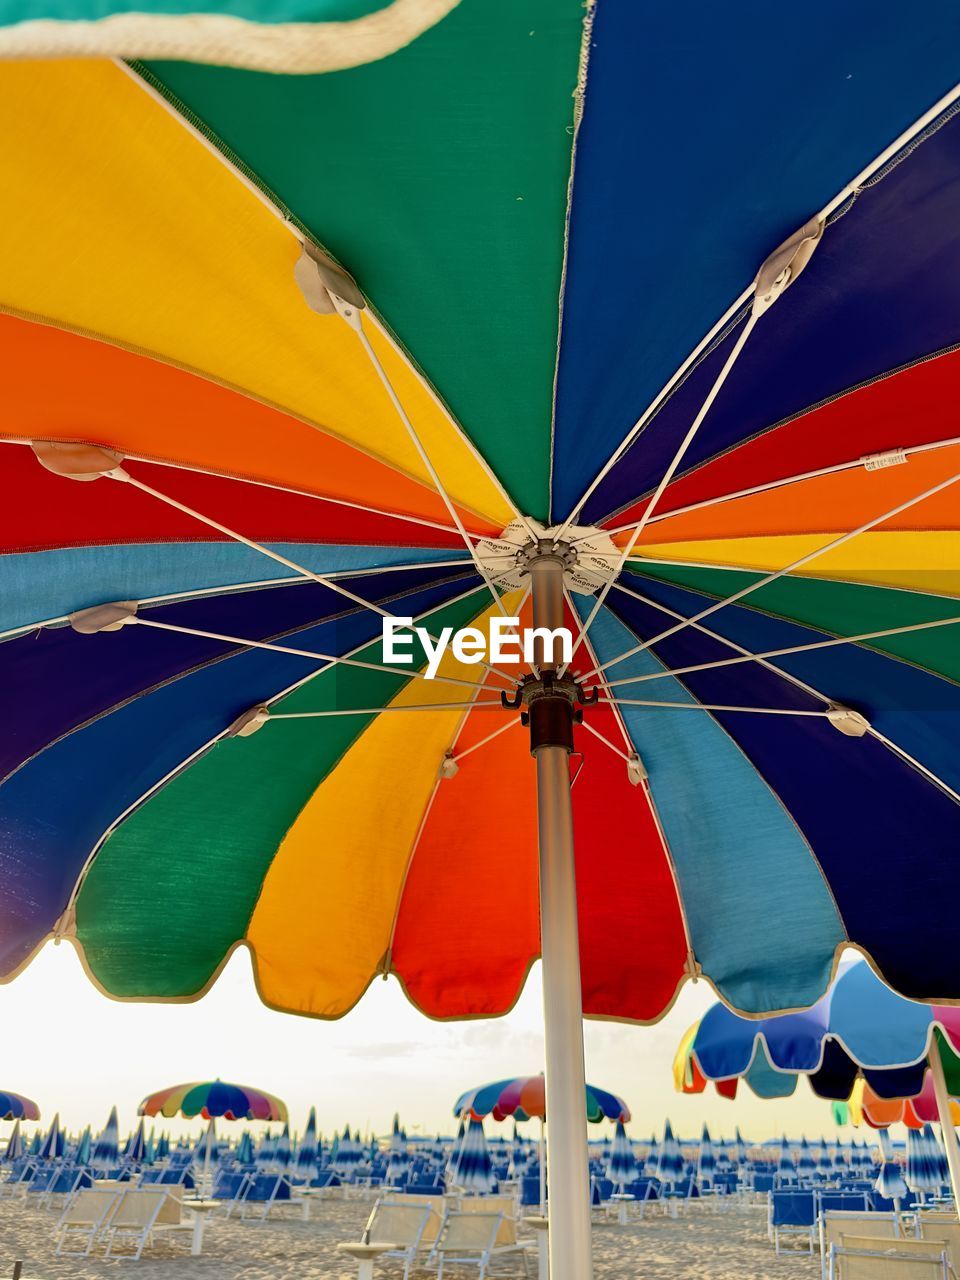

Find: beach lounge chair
101;1188;192;1260
830;1236;951;1279
433;1210;530;1279
397;1193;445;1249
239;1173;305;1222
40;1167;92;1211
771;1188;818;1254
54;1187;122;1256
917;1212;960;1275
359;1199;432;1280
821;1209;899;1280
211;1169;251;1218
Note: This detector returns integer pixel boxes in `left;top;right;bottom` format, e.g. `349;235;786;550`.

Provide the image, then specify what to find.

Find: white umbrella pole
529;549;593;1280
204;1117;214;1195
929;1035;960;1216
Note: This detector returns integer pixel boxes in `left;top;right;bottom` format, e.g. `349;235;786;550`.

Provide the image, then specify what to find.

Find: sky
0;938;874;1147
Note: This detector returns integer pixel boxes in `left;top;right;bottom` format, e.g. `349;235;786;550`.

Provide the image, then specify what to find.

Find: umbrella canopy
4;9;960;1278
607;1120;637;1189
235;1130;254;1166
906;1126;941;1194
331;1125;363;1176
734;1128;748;1165
273;1123;291;1168
676;959;960;1107
876;1129;908;1204
797;1137;816;1176
155;1133;170;1161
777;1138;795;1179
0;1092;39;1122
454;1075;629;1123
139;1080;287;1122
451;1117;495;1194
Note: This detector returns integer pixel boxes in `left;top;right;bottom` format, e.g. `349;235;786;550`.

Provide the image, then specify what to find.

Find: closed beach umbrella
656;1120;683;1188
3;1120;23;1163
777;1138;795;1180
453;1117;495;1194
817;1137;833;1175
446;1119;466;1188
38;1113;63;1161
332;1125;363;1177
74;1126;91;1167
606;1120;637;1190
385;1114;409;1186
273;1122;291;1169
256;1132;275;1168
906;1127;940;1196
734;1128;748;1165
193;1118;219;1168
923;1122;949;1188
235;1130;254;1167
155;1133;170;1162
294;1108;318;1179
126;1118;147;1165
697;1123;716;1186
5;8;960;1276
876;1129;908;1207
797;1137;816;1178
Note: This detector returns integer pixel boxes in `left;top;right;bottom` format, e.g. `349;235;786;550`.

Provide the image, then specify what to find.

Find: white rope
603;591;960;691
0;0;460;73
114;470;520;687
561;311;760;673
583;462;960;680
348;315;515;618
134;617;507;693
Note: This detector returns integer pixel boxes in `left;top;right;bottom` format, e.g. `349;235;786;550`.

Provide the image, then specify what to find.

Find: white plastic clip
626;753;648;786
439;752;459;780
69;601;138;634
293;242;365;323
861;449;908;472
752;217;823;316
227;704;270;738
32;440;129;482
826;704;870;738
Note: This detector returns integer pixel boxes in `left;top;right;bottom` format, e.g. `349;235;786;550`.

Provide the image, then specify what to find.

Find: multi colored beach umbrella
4;6;960;1275
454;1075;629;1124
139;1080;287;1123
0;1092;39;1123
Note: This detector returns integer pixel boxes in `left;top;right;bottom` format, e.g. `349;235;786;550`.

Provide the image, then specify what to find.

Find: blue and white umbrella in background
126;1119;148;1165
906;1127;940;1197
508;1122;527;1178
193;1117;219;1190
385;1113;409;1186
235;1130;254;1166
656;1120;683;1188
817;1137;833;1176
643;1134;659;1176
294;1109;318;1181
734;1128;748;1165
3;1120;23;1163
38;1113;64;1161
446;1118;466;1186
606;1119;637;1190
797;1137;816;1179
155;1132;170;1162
91;1106;119;1173
776;1136;795;1181
922;1122;949;1188
452;1117;495;1194
256;1130;275;1168
876;1129;908;1208
697;1123;716;1187
273;1122;291;1170
331;1125;363;1177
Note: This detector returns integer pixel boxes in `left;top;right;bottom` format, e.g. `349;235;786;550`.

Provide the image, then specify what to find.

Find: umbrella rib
132;616;503;693
267;702;505;718
606;582;960;806
593;429;960;542
601;697;828;717
112;470;520;687
555;77;960;537
560;310;761;673
344;312;518;618
582;461;960;681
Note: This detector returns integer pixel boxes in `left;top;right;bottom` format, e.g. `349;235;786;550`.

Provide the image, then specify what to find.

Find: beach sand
0;1194;819;1279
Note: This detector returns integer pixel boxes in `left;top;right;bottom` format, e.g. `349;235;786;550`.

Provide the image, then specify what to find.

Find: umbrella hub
502;670;599;754
475;518;619;595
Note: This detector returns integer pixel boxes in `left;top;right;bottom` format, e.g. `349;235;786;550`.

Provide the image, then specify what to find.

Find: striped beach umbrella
193;1119;219;1167
331;1125;363;1177
38;1113;64;1161
697;1123;717;1186
734;1128;748;1165
273;1122;291;1169
4;8;960;1277
797;1137;816;1178
817;1137;833;1175
385;1114;409;1186
606;1120;637;1190
455;1075;629;1125
235;1130;254;1166
155;1133;170;1162
776;1137;795;1180
923;1122;949;1188
656;1120;684;1187
452;1117;495;1194
126;1118;147;1164
294;1108;318;1179
446;1118;466;1187
3;1120;23;1163
906;1126;940;1195
876;1129;908;1206
91;1107;119;1172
